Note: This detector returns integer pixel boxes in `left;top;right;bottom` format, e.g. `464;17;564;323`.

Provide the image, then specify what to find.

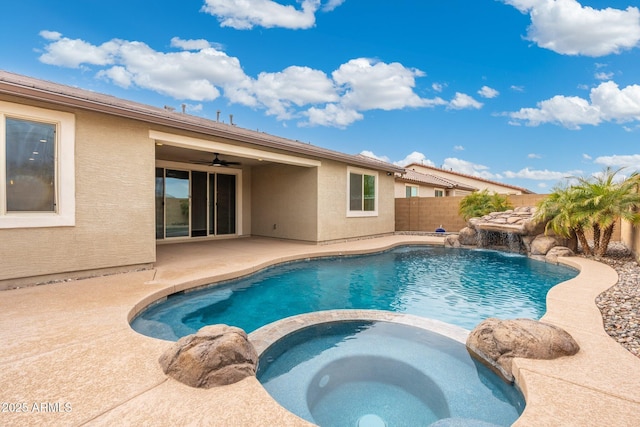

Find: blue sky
2;0;640;192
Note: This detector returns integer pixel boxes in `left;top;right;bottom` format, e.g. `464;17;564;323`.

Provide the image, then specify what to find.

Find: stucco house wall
251;163;318;241
0;102;156;287
317;161;396;242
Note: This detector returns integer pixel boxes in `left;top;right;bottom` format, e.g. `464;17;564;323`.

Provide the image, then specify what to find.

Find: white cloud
594;71;614;80
507;81;640;129
502;0;640;56
432;82;445;92
537;182;548;189
322;0;346;12
39;30;62;41
359;150;390;163
170;37;213;51
442;158;497;179
36;33;465;128
583;153;592;160
528;153;542;159
394;151;434;167
593;154;640;168
478;85;499;98
454;145;464;151
510;85;525;92
254;66;339;119
201;0;322;30
332;58;441;111
303;103;363;127
590;81;640;122
448;93;483;110
39;34;120;68
502;167;582;180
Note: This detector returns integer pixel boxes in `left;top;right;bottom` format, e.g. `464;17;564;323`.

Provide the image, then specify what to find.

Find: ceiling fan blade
188;153;241;167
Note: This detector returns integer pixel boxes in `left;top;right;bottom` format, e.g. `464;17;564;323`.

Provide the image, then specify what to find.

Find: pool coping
0;235;639;426
249;309;471;356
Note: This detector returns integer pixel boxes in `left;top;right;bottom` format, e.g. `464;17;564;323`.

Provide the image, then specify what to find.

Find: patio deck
0;235;638;426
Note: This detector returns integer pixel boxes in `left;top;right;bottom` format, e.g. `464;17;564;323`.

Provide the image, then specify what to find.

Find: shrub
458;190;513;221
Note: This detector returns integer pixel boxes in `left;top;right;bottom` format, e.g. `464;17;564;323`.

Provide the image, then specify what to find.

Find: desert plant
534;184;591;255
536;167;640;257
458;190;513;221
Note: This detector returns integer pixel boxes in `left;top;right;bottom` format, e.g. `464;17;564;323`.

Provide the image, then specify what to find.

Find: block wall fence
395;194;622;243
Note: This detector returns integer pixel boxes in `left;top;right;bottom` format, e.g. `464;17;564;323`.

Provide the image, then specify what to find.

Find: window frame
405;185;419;198
435;189;444;197
0;101;75;228
346;167;378;217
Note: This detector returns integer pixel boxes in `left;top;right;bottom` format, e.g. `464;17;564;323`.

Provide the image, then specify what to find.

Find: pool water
131;246;577;340
257;320;525;427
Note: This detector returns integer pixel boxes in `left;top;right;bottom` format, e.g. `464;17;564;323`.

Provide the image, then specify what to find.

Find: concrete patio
1;235;639;426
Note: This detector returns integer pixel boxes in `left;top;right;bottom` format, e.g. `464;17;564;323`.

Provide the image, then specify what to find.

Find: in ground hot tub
255;315;524;427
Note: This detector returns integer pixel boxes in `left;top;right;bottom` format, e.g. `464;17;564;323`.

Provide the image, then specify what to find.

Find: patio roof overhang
150;130;321;168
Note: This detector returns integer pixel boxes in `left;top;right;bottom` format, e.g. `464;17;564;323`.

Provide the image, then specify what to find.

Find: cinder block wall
395;194;621;241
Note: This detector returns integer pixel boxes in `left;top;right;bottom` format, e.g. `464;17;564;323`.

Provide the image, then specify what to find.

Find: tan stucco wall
621;219;640;262
1;106;156;286
251;163;318;241
394;182;445;198
317;161;396;242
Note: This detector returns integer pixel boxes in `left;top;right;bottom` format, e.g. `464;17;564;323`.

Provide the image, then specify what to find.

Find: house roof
0;70;404;174
405;162;534;194
399;169;478;191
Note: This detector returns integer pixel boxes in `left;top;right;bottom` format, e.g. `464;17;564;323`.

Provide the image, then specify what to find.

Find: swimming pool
131;246;577;340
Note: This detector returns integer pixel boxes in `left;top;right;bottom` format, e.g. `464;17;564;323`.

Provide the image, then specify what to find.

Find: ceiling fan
190;153;241;167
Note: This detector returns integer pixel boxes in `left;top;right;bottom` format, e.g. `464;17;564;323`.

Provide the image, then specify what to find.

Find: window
435;189;444;197
348;168;377;216
0;101;75;228
406;185;418;198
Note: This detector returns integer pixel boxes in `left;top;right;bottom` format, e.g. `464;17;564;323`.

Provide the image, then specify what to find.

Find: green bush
458;190;513;221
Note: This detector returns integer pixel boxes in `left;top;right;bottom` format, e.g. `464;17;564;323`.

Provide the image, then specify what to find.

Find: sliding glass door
155;167;238;240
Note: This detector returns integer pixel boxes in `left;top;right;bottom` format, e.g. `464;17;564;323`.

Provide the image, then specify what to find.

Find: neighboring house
397;163;533;197
395;169;477;198
0;71;403;288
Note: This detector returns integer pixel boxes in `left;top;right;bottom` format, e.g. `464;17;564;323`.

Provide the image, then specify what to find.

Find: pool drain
357;413;386;427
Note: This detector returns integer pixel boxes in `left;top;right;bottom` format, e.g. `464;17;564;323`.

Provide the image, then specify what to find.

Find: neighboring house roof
399;169;477;191
0;71;404;174
405;162;534;194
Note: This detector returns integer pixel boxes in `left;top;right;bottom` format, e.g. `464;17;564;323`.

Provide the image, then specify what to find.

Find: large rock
444;234;461;248
545;246;575;263
466;318;580;383
159;324;258;388
457;227;477;246
529;235;559;255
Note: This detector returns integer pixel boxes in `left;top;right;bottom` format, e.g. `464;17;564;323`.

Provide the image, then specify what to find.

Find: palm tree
534;185;591;255
574;167;640;257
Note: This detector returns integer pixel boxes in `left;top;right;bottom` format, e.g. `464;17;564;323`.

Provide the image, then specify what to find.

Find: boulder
466;318;580;383
159;324;258;388
545;246;575;263
529;235;559;255
444;234;461;248
457;227;477;246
